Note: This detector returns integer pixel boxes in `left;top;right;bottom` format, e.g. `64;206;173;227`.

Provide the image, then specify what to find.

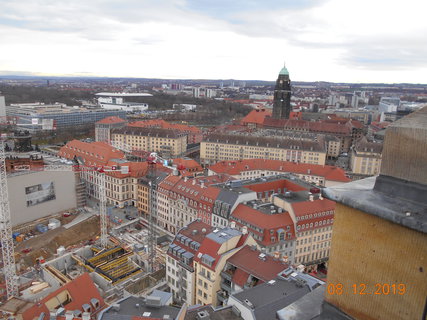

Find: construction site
0;139;170;307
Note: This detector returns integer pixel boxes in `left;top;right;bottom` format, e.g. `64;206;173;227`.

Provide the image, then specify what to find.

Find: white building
95;92;153;113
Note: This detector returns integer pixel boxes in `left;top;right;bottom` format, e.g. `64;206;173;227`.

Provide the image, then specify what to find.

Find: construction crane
0;143;125;299
109;141;186;272
0;139;19;298
146;153;159;273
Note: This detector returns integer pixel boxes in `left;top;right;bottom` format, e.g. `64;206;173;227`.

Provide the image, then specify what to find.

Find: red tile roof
129;119;201;134
194;237;222;271
232;268;250;287
209;159;350;182
23;273;105;320
231;204;295;246
227;245;289;283
96;116;127;125
232;204;293;230
262;117;353;135
58;140;125;166
172;158;203;172
241;109;272;126
104;160;166;178
291;198;335;232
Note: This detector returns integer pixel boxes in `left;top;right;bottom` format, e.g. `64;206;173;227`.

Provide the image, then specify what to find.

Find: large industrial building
6;102;126;132
7;170;78;226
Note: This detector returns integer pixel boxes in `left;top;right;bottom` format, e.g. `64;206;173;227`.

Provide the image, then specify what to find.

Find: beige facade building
201;134;326;165
111;126;187;158
350;137;383;176
271;192;335;268
95;116;127;142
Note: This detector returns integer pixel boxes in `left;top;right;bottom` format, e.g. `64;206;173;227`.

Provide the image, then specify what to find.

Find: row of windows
297;211;334;221
297;219;333;231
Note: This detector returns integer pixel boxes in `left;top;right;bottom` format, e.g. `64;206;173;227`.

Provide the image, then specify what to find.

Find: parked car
21;248;32;254
125;215;136;221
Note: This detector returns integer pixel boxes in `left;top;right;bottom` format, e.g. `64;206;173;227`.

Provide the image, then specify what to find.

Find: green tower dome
279;63;289;76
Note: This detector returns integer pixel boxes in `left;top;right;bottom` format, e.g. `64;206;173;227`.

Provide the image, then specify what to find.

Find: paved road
86;198;139;225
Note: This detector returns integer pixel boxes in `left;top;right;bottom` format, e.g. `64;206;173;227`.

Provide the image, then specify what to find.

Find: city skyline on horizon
0;0;426;84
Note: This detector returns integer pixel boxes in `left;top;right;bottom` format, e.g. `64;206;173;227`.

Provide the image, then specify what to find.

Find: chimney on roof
230;221;236;229
65;311;74;320
192;179;196;185
200;181;205;188
184;176;188;182
242;226;248;235
283;255;289;263
274;251;280;260
309;194;314;202
319;194;324;200
82;312;91;320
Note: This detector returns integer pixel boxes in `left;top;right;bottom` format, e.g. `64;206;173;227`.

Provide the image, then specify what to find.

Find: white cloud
0;0;426;82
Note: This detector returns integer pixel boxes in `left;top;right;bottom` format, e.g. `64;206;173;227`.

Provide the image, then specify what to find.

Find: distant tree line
0;85;94;105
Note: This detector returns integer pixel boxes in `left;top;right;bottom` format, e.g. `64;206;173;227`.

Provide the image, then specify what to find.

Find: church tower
272;63;292;119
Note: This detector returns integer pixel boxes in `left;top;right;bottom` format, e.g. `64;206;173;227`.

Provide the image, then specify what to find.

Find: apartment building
201;134;326;165
272;193;335;268
166;222;256;306
137;170;169;219
167;220;213;305
111;126;187;158
95;116;127;142
350;136;383;176
230;202;296;264
157;175;231;234
103;161;149;207
217;175;336;269
211;185;257;228
208;159;350;187
192;227;256;307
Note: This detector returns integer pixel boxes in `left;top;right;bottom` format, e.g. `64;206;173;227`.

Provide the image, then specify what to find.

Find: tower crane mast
0;139;18;298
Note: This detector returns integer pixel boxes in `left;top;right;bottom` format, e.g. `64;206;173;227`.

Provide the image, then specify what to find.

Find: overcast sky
0;0;426;83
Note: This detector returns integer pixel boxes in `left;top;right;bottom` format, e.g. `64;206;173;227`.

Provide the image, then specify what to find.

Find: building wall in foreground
8;171;77;226
325;203;427;320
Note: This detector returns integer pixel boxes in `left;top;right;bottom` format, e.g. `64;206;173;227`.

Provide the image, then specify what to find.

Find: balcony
217;290;228;304
220;281;232;293
221;270;233;281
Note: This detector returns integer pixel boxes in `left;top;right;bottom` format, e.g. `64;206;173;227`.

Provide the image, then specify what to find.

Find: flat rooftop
324;176;427;234
101;296;181;320
231;277;311;320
